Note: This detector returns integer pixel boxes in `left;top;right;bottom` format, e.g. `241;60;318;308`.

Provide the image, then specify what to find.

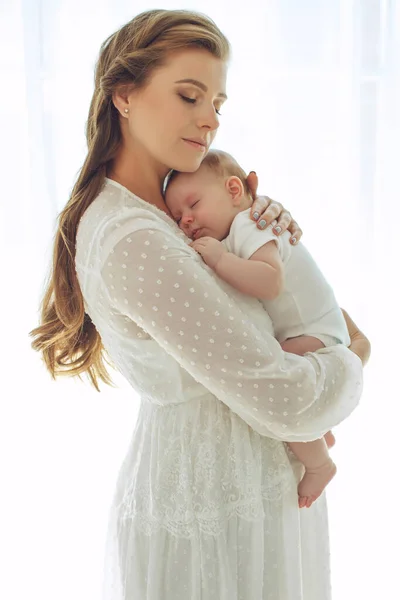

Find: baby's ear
226;176;244;206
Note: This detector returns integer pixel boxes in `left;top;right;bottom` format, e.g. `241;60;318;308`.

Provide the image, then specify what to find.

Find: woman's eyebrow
174;78;228;99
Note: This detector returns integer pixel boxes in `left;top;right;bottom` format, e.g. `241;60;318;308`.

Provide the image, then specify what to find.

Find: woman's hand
246;171;303;245
341;308;371;367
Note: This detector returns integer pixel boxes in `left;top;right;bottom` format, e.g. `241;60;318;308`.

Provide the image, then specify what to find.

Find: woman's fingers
249;192;303;245
286;219;303;245
246;171;259;200
254;200;285;228
250;195;271;222
260;208;303;245
272;209;292;234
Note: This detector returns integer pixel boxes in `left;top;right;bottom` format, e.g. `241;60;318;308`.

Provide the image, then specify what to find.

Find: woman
30;9;370;600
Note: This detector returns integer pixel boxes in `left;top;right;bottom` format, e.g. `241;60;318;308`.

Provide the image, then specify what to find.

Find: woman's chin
170;156;204;173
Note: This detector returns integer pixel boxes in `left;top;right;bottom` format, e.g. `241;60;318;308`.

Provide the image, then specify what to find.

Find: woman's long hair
29;9;230;391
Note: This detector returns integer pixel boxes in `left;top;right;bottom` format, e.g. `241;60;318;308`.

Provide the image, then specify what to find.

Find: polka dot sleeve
100;216;363;442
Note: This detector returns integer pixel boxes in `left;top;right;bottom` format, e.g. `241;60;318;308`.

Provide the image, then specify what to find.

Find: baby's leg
288;438;337;509
281;335;325;355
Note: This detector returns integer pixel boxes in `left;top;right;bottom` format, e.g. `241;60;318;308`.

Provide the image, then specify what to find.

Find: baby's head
164;150;252;240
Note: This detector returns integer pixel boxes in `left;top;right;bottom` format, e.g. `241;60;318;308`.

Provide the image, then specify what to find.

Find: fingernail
258;219;266;229
291;236;297;244
253;212;260;220
249;171;257;175
274;226;282;234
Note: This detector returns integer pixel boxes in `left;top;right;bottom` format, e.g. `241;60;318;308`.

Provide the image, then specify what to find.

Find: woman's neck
107;146;173;219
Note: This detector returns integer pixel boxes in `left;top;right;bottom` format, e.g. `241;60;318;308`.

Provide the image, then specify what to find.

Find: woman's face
124;48;228;173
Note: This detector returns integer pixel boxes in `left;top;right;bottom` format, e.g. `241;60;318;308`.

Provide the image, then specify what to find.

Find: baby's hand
190;237;227;269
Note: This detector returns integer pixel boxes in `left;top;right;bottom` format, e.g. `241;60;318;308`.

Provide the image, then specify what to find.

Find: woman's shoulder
80;178;162;228
78;178;175;241
76;177;187;267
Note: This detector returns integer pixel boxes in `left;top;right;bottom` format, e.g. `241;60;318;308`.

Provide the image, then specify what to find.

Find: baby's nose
181;214;194;226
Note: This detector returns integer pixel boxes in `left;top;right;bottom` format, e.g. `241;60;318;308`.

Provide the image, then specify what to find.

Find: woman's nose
197;106;220;131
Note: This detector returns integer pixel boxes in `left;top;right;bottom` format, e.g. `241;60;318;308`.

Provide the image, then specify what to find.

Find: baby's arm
191;237;284;300
215;241;284;299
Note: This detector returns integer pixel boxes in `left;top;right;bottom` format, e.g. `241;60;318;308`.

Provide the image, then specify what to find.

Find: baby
164;149;350;509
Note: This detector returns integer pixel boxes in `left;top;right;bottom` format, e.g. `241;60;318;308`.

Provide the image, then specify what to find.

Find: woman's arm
100;211;363;443
342;308;371;366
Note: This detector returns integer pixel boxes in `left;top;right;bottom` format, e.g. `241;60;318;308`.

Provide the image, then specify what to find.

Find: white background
1;1;399;598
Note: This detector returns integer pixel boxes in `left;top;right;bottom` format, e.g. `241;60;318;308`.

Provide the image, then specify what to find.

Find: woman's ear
225;176;245;206
112;84;134;117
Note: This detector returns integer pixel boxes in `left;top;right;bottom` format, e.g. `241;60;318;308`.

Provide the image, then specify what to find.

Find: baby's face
165;169;236;241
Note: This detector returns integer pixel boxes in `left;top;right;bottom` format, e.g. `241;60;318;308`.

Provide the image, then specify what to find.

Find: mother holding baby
30;9;370;600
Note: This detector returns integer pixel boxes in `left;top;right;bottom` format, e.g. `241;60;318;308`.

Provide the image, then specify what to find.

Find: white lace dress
75;178;363;600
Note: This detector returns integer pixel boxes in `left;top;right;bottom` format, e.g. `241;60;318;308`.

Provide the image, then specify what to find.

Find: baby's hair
165;149;252;197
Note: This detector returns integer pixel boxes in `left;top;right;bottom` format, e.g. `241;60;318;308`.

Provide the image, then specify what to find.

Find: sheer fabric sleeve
100;213;363;442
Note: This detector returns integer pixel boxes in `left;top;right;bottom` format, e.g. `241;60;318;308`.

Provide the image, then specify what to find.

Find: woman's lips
183;139;206;151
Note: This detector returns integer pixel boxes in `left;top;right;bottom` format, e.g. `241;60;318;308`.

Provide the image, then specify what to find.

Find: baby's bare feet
298;459;337;509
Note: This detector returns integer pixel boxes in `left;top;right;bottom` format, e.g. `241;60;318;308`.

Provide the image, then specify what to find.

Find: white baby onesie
223;208;350;347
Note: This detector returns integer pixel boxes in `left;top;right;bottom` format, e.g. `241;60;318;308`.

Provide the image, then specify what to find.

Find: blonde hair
29;10;230;392
166;149;252;198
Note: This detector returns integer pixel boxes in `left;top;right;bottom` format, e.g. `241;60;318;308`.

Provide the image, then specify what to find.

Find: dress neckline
104;176;184;236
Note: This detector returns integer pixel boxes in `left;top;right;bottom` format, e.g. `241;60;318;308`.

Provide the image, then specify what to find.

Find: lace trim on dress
114;405;300;539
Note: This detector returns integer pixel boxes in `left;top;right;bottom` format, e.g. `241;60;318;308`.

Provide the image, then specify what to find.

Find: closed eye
175;200;200;225
180;94;196;104
179;94;222;116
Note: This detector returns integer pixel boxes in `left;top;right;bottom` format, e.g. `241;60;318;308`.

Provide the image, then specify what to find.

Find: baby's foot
298;459;337;509
324;431;336;449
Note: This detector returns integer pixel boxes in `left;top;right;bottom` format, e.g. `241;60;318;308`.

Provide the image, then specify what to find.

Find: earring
124;108;129;114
